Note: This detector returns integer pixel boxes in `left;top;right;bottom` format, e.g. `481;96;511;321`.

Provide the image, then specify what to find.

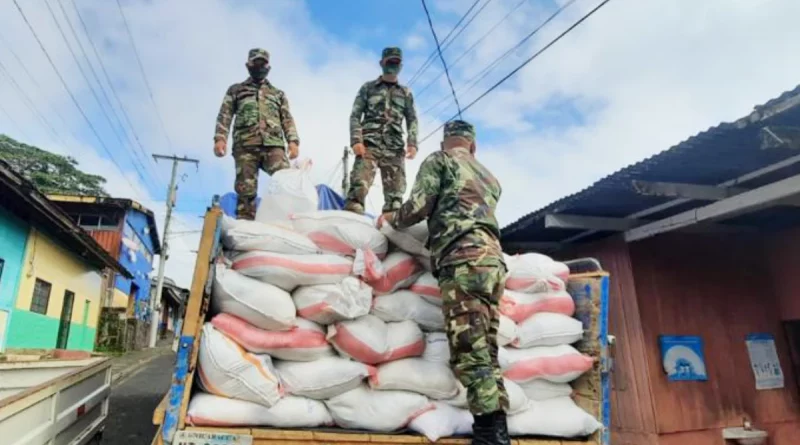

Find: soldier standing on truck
377;120;510;445
344;47;418;217
213;48;300;220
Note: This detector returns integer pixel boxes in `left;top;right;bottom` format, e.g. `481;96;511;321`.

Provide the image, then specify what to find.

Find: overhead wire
0;59;64;144
407;0;482;86
420;0;577;122
115;0;176;153
12;0;143;198
0;97;34;142
418;0;613;144
421;0;463;119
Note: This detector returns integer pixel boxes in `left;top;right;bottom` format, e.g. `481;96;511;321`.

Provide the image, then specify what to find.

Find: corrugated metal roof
502;85;800;246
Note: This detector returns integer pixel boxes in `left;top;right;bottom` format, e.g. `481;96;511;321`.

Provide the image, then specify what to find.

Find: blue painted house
48;196;161;322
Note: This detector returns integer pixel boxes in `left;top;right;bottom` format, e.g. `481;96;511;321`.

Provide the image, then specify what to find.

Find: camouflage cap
443;120;476;140
382;47;403;61
247;48;270;62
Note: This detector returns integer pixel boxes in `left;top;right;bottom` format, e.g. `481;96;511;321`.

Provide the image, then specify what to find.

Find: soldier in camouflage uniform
214;48;300;220
378;120;510;445
345;47;418;217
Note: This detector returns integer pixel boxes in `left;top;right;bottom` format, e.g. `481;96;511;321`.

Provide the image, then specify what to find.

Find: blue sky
1;0;799;286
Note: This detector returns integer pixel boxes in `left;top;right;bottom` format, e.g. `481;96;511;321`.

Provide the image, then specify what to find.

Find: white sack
500;289;575;323
443;378;529;415
369;358;458;399
212;313;333;361
327;315;425;364
372;290;444;331
292;277;372;325
499;345;594;383
409;402;473;442
187;393;332;428
290;211;388;257
275;356;373;400
325;384;433;432
212;265;296;331
220;215;319;254
365;251;423;295
256;167;319;224
422;332;451;364
197;323;283;407
513;313;584;348
290;210;374;233
497;315;518;347
508;397;602;437
380;221;430;257
505;253;570;293
519;379;573;401
232;251;354;291
410;272;441;305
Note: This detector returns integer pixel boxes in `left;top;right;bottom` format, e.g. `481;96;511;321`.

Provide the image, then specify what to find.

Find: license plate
174;431;253;445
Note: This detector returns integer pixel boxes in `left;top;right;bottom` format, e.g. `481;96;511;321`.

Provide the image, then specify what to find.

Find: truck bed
152;206;610;445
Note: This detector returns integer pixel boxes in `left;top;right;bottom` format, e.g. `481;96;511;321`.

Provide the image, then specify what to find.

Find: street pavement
104;353;175;444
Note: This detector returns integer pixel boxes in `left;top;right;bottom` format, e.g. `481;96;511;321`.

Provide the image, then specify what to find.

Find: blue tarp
219;185;373;218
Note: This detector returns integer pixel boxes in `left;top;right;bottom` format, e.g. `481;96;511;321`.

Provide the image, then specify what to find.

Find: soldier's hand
352;143;366;157
406;145;417;160
288;141;299;160
214;140;227;157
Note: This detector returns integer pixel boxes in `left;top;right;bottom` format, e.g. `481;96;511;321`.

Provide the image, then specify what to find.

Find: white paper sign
746;333;784;390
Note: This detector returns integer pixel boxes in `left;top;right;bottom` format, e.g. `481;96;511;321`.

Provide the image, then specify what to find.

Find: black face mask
382;61;401;76
248;65;270;81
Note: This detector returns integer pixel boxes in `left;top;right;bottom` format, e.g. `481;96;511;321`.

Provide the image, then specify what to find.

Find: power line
69;0;167;186
414;0;528;99
421;0;463;119
115;0;176;153
0;99;33;142
418;0;613;144
0;58;66;145
12;0;143;198
420;0;577;122
407;0;482;86
43;0;153;187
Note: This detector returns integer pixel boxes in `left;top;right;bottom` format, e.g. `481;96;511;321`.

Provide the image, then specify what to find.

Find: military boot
472;412;511;445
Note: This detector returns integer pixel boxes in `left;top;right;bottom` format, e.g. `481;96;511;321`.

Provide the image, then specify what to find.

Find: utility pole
149;154;199;348
341;145;350;195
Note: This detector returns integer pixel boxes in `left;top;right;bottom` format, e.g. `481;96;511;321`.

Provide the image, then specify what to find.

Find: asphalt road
104;353;175;444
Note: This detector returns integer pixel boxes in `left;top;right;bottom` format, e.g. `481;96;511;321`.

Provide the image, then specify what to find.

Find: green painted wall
5;310;96;351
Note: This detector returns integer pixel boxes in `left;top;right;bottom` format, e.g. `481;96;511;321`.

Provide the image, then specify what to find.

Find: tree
0;134;108;196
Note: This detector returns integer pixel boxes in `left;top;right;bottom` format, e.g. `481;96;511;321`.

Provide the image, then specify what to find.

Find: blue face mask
382;61;402;75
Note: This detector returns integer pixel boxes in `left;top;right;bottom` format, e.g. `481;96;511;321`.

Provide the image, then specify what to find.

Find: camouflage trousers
438;262;509;416
233;145;290;220
344;145;405;214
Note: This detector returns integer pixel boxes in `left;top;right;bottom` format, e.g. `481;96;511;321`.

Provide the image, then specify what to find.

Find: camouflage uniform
388;120;508;416
215;48;299;220
345;47;418;214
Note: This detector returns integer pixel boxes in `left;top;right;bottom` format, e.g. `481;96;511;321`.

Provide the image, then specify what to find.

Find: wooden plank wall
562;237;658;445
628;233;800;445
765;226;800;319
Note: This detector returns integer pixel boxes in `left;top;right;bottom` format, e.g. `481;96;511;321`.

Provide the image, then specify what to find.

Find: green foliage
0;134;108;196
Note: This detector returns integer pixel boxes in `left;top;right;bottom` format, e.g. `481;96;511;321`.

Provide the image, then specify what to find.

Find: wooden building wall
765;226;800;320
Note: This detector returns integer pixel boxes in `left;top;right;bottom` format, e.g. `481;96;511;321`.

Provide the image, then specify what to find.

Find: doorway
56;290;75;349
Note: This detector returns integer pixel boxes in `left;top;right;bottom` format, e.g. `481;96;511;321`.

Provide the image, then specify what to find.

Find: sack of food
513;313;584;348
500;289;575;323
365;251;423;295
256;166;319;225
220;215;319;254
212;265;296;331
518;379;573;401
380;221;430;257
508;397;602;437
325;384;433;432
327;315;425;364
197;323;283;407
290;210;373;234
498;314;518;347
410;272;441;305
292;277;372;325
505;253;569;292
422;332;450;364
369;358;458;399
232;251;353;291
212;313;332;361
274;356;374;400
187;393;333;428
409;402;473;442
442;378;529;415
371;290;444;332
290;211;388;257
500;345;594;383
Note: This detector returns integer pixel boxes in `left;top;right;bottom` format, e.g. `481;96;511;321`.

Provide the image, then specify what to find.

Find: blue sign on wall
659;335;708;381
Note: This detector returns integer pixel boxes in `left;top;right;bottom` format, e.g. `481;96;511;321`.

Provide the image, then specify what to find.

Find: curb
111;349;173;384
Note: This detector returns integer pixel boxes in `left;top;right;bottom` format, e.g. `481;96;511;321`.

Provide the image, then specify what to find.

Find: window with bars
31;278;52;315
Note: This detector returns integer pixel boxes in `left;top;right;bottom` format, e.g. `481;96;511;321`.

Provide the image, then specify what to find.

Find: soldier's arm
350;84;367;146
390;155;441;229
214;86;235;143
404;88;418;147
279;92;300;144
